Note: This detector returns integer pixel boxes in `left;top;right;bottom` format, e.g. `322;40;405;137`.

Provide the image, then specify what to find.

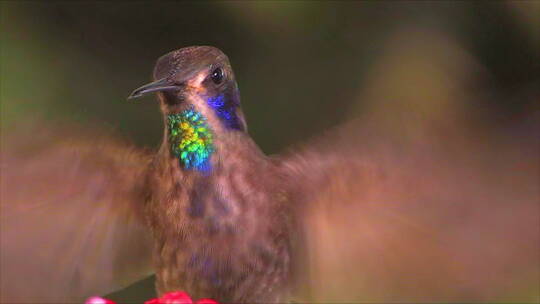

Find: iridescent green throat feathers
167;108;214;172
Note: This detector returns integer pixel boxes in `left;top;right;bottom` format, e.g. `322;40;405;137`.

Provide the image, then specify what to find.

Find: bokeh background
1;1;539;302
2;1;538;152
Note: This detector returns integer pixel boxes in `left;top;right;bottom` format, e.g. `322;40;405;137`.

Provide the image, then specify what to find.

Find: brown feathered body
144;131;291;302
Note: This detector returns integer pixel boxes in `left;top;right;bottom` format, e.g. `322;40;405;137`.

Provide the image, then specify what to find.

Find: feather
0;125;154;303
281;116;540;302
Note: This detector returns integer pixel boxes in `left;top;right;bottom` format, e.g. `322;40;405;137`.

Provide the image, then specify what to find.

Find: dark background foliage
2;2;538;152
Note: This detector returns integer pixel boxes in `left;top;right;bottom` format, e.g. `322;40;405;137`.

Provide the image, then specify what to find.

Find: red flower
145;291;193;304
85;296;116;304
195;299;219;304
85;291;219;304
145;291;218;304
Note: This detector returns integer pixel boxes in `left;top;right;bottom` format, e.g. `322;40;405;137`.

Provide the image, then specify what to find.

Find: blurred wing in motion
281;117;540;302
281;29;539;302
0;126;154;303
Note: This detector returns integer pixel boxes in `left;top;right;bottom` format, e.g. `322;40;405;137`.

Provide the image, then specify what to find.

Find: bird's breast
148;162;291;302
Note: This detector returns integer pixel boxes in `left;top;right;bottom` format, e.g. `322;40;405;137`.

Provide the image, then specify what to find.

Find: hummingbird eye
210;67;224;84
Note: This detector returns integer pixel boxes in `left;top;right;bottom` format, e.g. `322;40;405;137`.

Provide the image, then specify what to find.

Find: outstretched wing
280;117;539;302
0;125;155;303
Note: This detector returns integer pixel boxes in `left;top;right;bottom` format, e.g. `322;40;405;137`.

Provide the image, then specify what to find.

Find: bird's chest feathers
151;137;290;301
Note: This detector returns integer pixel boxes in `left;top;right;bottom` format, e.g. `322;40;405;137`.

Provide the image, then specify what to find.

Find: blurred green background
1;1;538;153
1;1;538;302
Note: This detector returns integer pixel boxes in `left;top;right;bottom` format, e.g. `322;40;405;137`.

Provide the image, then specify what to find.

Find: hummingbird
130;46;293;302
1;46;538;303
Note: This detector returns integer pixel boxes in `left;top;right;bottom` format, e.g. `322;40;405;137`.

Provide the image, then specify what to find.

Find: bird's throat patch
168;108;214;172
207;94;243;130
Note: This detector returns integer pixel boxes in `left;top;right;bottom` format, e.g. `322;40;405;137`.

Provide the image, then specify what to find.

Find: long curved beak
127;78;180;100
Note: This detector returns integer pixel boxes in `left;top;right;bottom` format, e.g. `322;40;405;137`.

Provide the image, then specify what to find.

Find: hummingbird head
129;46;248;172
129;46;246;132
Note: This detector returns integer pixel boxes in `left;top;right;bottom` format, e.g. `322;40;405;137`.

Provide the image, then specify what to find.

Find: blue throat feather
207;94;242;130
167;108;214;172
167;93;240;172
